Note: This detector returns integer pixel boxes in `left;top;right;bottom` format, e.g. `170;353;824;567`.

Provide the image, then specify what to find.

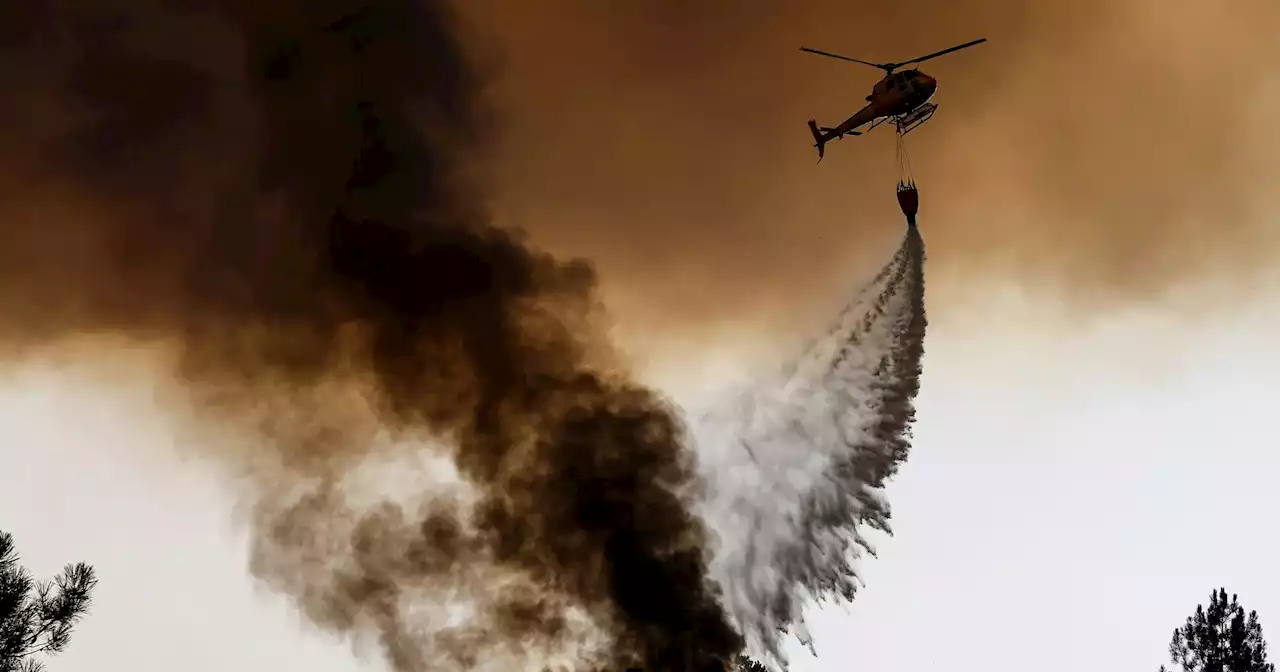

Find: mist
692;227;927;669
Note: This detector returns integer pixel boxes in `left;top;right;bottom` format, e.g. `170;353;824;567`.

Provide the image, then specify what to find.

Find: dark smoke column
0;0;743;669
223;2;744;669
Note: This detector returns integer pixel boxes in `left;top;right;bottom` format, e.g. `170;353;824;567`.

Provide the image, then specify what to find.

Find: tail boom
807;107;873;161
807;120;827;161
807;120;861;161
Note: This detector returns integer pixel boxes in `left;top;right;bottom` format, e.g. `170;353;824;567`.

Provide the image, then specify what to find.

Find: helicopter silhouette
800;38;987;161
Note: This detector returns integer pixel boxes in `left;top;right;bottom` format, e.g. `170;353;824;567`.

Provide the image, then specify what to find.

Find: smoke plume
0;1;741;669
695;227;928;669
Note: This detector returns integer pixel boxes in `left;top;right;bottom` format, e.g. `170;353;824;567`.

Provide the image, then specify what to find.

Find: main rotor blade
799;46;890;70
891;38;987;68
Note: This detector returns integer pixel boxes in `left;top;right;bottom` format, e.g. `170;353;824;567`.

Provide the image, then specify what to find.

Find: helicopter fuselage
814;69;937;146
864;69;938;125
800;37;984;160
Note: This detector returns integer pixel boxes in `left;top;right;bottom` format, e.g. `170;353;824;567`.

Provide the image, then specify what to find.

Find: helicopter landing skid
894;103;938;135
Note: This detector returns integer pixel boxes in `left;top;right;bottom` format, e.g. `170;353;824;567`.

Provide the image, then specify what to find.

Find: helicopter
799;38;987;161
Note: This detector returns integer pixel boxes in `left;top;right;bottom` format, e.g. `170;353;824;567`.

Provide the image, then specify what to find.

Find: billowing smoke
696;227;927;669
0;1;742;669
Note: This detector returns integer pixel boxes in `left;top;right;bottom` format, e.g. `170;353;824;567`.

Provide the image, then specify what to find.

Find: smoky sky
457;0;1280;331
0;1;742;670
2;0;1273;665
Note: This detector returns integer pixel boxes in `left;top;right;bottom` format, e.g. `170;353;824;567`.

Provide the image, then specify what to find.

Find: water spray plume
695;219;928;670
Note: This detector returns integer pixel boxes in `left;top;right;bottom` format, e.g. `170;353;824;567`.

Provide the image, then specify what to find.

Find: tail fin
807;120;826;162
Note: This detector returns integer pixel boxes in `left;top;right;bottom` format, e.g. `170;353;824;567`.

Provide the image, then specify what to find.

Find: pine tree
0;531;97;672
1162;587;1274;672
732;655;770;672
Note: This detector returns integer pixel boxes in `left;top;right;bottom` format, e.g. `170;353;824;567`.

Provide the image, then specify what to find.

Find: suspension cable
895;130;914;186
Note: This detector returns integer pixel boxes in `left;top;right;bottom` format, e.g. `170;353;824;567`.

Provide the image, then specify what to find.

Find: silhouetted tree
1161;587;1274;672
733;655;770;671
0;531;97;672
622;653;772;671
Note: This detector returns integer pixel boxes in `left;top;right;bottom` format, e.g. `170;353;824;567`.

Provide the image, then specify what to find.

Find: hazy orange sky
0;0;1275;349
1;5;1278;671
456;0;1280;332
